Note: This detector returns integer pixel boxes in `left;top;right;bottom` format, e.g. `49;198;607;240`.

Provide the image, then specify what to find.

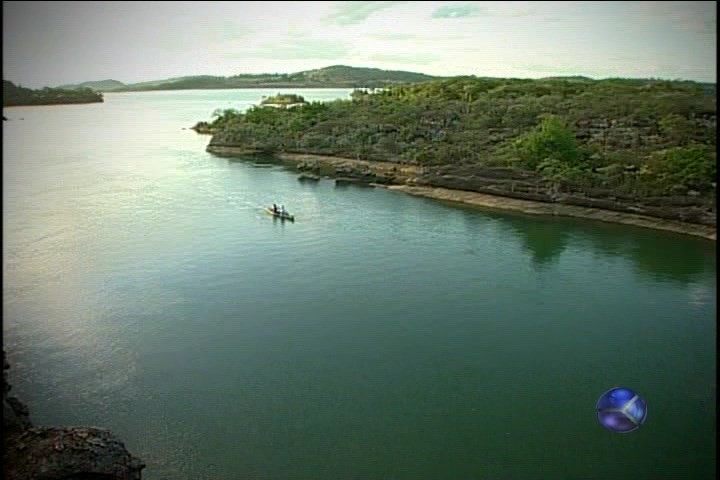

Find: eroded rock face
3;351;145;480
296;159;397;185
3;351;32;433
417;167;716;227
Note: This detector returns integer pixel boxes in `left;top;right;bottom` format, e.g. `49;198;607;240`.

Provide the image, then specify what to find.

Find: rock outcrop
293;157;407;185
290;157;715;227
416;165;716;227
3;351;145;480
191;121;217;134
297;173;321;182
335;177;374;187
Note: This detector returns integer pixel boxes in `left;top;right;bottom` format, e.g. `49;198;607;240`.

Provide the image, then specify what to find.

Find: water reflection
574;227;715;286
485;209;714;284
492;214;571;269
514;220;570;269
629;240;713;284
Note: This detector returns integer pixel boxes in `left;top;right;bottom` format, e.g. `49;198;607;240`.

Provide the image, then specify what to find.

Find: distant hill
282;65;437;84
93;66;441;92
57;79;126;92
120;75;227;91
3;80;103;106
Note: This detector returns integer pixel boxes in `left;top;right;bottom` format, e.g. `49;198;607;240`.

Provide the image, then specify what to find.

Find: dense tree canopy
205;76;716;199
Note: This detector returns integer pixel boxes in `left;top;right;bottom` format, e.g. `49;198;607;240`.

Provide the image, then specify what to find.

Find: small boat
265;207;295;221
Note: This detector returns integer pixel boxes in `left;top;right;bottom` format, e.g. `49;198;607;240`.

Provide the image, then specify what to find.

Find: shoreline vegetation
199;74;716;240
3;80;103;107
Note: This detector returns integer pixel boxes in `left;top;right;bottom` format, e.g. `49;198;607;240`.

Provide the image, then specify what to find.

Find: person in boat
281;205;287;215
272;203;278;213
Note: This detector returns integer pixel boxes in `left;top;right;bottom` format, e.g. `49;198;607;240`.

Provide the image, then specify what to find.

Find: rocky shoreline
3;351;145;480
207;145;716;241
388;185;717;240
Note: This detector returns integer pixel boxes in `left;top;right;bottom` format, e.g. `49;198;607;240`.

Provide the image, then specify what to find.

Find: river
3;89;716;479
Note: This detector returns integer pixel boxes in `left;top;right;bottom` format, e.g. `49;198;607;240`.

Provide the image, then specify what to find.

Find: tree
514;116;580;170
645;144;716;194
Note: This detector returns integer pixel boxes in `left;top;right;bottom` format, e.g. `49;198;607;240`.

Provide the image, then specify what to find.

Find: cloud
234;38;349;60
370;33;417;41
519;60;698;80
204;20;253;43
322;1;406;25
368;53;439;65
155;21;252;52
432;4;486;19
629;1;716;35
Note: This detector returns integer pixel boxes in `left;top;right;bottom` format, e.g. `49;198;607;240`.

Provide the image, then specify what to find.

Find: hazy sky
3;1;716;88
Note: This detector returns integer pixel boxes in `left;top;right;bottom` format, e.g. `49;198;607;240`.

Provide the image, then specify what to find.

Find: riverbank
206;146;716;241
388;185;717;241
207;146;422;179
3;99;103;107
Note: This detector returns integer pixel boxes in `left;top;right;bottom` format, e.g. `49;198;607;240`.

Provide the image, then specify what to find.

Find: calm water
3;89;716;480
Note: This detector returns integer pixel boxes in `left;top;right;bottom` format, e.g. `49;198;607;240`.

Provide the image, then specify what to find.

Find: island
260;93;307;108
3;80;103;107
199;76;716;239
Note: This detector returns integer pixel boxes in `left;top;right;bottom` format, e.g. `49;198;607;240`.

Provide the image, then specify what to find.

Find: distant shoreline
207;146;716;241
3;100;103;108
105;86;360;94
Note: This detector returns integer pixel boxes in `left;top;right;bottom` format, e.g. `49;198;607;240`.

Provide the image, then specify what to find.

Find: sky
2;1;716;88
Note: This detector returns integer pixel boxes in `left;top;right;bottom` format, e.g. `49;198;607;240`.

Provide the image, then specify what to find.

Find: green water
3;89;716;480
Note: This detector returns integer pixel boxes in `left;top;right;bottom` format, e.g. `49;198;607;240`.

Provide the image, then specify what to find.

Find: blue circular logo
596;387;647;433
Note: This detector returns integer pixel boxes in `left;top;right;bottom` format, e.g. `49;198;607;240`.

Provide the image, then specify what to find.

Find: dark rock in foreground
298;173;321;182
335;177;374;187
5;427;145;480
3;351;145;480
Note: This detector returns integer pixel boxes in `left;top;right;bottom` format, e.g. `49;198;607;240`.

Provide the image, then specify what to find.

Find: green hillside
282;65;437;84
57;79;126;92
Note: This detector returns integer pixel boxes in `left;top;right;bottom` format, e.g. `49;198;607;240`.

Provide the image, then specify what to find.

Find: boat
265;207;295;221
